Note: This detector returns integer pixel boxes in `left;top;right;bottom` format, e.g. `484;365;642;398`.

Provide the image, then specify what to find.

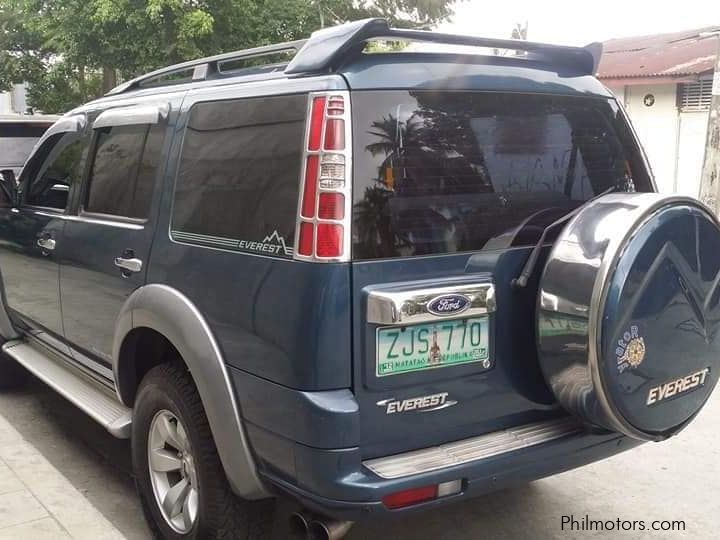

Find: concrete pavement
0;376;718;539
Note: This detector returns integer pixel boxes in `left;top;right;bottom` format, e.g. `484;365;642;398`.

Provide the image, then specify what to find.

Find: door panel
58;101;173;372
0;209;64;336
59;219;151;365
0;119;90;346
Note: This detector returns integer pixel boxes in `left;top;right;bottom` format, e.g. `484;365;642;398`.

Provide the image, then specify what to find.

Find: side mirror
0;169;18;207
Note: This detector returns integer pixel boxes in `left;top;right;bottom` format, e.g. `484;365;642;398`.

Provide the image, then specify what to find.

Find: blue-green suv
0;18;717;540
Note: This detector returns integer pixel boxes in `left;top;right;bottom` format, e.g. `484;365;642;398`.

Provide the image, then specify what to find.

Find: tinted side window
171;94;305;258
352;91;653;260
85;124;163;219
25;133;90;210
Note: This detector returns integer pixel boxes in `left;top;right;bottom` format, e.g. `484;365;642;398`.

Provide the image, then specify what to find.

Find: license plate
376;317;490;377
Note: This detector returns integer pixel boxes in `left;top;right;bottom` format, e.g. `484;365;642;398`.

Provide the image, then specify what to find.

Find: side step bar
363;417;582;479
2;340;132;438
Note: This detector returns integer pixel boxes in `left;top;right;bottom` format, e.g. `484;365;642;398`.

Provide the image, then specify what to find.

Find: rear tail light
382;480;462;510
319;154;345;189
324;119;345;150
316;223;344;257
301;156;319;218
295;92;351;261
298;222;314;256
318;193;345;220
326;97;345;115
308;96;326;151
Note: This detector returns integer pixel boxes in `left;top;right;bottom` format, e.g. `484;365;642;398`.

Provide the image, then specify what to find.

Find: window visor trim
26;114;87;160
93;103;169;129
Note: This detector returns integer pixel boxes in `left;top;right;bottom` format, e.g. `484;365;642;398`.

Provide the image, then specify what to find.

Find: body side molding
112;283;269;499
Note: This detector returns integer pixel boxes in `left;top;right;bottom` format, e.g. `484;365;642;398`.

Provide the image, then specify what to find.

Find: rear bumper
232;364;641;520
230;362;640;521
258;426;639;521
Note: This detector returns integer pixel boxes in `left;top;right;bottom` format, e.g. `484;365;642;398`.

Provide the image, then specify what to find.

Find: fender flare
112;284;269;499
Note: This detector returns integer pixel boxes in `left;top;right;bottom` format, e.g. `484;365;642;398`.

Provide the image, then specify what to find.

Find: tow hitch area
538;193;720;441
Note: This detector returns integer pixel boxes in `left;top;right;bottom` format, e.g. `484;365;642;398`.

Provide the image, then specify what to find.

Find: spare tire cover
538;193;720;441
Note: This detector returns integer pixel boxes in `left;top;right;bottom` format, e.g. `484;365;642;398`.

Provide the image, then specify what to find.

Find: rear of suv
0;18;718;540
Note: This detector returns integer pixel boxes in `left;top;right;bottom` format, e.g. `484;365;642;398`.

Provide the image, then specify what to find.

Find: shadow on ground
1;374;717;539
0;376;550;540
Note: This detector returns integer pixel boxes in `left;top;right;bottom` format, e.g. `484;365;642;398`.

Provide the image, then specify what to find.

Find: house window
678;76;713;111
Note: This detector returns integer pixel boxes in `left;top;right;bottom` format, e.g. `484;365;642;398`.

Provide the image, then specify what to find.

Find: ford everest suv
0;19;718;540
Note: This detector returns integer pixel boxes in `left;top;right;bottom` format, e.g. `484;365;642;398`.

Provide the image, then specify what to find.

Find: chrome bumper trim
363;417;582;479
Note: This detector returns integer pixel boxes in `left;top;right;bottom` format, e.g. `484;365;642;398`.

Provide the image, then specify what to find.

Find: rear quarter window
171;94;306;258
351;91;652;260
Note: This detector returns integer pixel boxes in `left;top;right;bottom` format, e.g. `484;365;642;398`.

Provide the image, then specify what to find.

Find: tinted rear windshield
352;91;652;260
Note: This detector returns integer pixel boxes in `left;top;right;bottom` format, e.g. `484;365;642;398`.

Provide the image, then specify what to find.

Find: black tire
0;350;28;390
132;362;275;539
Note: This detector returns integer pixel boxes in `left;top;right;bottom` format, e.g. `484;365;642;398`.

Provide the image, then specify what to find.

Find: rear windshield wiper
511;184;623;289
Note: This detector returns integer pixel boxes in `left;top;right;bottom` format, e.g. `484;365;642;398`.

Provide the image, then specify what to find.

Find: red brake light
318;193;345;220
308;96;326;151
324;119;345;150
316;224;343;258
296;93;349;261
301;156;319;218
298;222;314;256
327;96;345;115
382;485;438;509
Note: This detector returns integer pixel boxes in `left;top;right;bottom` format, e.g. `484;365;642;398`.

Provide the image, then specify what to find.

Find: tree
0;0;461;113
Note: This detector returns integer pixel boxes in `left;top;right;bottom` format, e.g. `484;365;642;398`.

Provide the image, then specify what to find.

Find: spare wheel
538;193;720;441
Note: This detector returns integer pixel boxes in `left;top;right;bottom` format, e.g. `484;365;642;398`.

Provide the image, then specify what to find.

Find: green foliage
0;0;460;114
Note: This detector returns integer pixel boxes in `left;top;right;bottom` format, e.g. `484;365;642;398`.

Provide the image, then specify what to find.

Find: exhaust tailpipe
288;511;313;539
308;518;354;540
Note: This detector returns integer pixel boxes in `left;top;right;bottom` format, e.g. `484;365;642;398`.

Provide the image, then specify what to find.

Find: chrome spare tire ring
538;193;720;441
148;409;199;534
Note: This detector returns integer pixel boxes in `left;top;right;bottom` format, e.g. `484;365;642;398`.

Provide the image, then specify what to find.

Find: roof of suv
76;18;611;113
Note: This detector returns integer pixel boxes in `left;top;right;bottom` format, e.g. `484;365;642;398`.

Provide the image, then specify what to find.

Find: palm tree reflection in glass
353;93;493;259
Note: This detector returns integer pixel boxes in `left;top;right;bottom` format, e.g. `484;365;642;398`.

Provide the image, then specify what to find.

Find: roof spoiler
286;18;603;76
107;19;603;96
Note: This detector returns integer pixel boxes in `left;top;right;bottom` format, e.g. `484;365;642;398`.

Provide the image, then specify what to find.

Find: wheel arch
113;283;269;499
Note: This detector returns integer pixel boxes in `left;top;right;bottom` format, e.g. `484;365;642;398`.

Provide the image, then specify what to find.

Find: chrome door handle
114;257;142;273
37;237;56;251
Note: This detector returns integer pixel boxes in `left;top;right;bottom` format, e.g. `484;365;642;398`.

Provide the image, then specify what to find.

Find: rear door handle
114;257;142;273
37;237;56;251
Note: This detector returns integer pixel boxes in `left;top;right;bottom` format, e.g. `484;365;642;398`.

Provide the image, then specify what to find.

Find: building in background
0;84;29;115
598;27;719;197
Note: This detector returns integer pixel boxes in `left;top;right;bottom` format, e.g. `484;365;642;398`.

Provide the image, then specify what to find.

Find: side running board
2;340;132;438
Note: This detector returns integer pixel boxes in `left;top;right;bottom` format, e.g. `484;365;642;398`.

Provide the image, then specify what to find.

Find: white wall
0;92;12;114
607;82;709;197
676;111;709;198
624;84;681;193
0;84;29;115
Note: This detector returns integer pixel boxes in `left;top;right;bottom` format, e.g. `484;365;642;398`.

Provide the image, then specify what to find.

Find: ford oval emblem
427;294;471;316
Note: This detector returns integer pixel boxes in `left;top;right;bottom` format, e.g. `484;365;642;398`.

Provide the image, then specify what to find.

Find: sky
441;0;720;45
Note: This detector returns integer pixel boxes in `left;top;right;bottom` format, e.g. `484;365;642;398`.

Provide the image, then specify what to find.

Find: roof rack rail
107;18;601;96
106;39;307;96
284;18;602;76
